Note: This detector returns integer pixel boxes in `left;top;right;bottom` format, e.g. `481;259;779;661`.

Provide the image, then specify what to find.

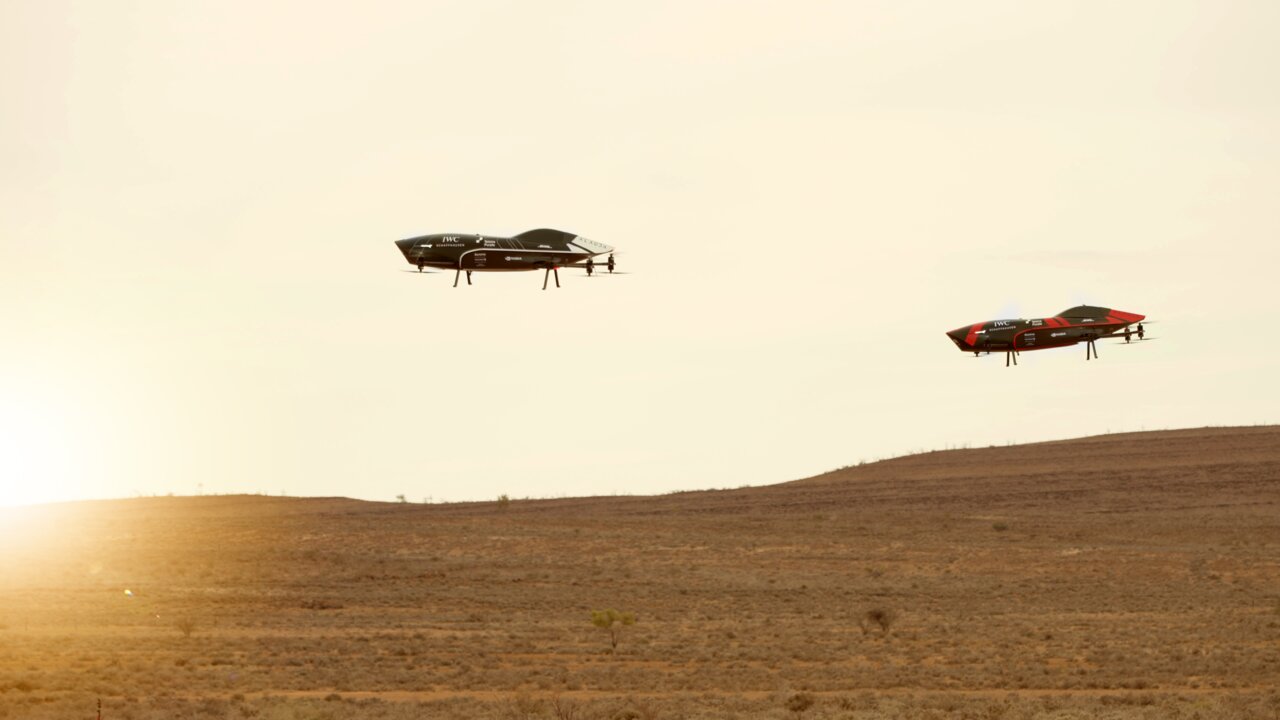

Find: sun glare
0;388;83;507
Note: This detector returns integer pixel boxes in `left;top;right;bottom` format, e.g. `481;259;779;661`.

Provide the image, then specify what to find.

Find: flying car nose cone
395;237;424;260
946;326;974;349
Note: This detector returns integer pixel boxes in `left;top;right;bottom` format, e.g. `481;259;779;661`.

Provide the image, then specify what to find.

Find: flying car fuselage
947;306;1146;355
394;229;613;273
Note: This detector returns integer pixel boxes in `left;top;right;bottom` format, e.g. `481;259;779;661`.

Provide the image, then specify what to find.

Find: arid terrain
2;426;1278;719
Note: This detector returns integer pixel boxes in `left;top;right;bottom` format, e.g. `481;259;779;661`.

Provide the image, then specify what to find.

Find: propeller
1112;336;1158;344
570;253;630;276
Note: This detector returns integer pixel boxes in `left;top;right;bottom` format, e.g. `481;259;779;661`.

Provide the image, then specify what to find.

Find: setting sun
0;385;83;507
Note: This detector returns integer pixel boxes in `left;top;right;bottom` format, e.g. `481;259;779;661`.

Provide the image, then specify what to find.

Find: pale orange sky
2;1;1278;506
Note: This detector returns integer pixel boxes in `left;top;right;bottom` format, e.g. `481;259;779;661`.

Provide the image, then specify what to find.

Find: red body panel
946;307;1145;355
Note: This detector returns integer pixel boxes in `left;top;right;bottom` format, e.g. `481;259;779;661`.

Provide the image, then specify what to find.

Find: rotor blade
1099;333;1157;341
563;264;633;274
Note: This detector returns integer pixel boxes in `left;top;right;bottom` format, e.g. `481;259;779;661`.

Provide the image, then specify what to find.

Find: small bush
506;692;543;719
497;493;511;511
859;608;896;636
993;522;1009;532
174;617;197;638
591;609;637;650
785;692;815;715
550;696;583;720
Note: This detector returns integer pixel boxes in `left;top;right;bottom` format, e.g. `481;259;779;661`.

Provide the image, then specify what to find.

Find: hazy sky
3;1;1278;507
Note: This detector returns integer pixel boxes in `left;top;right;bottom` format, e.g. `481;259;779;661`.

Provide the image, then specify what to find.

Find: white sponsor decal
569;235;611;254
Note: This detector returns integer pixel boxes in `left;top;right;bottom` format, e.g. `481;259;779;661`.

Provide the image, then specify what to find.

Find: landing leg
417;264;423;273
466;271;472;286
543;268;551;290
553;267;560;288
454;268;461;288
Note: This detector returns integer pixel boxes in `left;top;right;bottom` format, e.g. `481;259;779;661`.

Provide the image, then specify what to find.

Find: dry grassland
1;426;1278;719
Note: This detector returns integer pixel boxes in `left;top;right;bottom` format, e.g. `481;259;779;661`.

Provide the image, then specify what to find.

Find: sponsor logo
575;236;608;250
1051;332;1066;337
505;256;523;261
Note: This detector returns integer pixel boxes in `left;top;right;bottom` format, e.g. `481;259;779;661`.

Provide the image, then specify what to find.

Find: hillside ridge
11;425;1275;520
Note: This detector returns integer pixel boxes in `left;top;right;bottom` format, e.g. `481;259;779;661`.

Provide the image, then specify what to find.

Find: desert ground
1;426;1278;719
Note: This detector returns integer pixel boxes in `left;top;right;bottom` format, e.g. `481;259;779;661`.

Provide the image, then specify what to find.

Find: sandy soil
1;425;1278;718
